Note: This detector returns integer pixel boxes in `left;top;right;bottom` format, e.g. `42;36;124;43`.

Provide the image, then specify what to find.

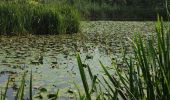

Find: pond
0;21;155;99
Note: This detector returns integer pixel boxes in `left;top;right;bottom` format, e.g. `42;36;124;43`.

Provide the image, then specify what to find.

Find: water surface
0;21;156;99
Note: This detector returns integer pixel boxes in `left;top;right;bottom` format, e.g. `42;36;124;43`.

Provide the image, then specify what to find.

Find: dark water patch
0;73;8;84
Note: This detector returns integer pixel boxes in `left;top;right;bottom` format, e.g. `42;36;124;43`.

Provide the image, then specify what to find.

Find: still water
0;21;155;99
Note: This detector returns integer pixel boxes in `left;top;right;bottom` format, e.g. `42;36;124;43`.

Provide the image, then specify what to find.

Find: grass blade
3;76;10;100
77;54;91;100
30;70;32;100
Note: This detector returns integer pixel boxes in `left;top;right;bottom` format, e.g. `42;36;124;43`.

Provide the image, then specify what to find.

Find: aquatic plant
59;5;80;34
0;3;22;35
0;70;61;100
0;1;80;35
29;5;62;34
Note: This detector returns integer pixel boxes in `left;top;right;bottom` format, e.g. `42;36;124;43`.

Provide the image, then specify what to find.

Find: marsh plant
0;0;80;35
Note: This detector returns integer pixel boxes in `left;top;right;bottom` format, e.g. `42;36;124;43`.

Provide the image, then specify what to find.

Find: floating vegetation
0;21;160;99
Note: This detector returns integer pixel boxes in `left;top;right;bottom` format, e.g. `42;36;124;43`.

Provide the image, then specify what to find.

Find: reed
0;3;22;35
0;0;80;35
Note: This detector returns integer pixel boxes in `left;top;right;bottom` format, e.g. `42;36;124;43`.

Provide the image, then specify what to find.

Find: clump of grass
77;17;170;99
30;5;62;34
0;3;22;35
0;1;80;35
59;5;80;34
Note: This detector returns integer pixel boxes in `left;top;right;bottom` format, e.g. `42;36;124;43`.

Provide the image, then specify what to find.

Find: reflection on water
0;73;8;84
0;21;155;99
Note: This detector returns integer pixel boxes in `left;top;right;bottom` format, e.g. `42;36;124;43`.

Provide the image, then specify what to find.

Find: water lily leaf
40;88;47;92
47;94;56;98
34;94;43;99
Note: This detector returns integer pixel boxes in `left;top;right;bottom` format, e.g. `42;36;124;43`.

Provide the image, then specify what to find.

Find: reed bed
0;1;80;35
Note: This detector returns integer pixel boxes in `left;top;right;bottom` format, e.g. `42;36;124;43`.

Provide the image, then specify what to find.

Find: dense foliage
34;0;169;20
1;0;169;21
0;0;80;35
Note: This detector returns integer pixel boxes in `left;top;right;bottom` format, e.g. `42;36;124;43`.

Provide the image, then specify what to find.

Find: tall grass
0;3;22;35
0;0;80;35
77;17;170;99
29;5;62;34
59;5;80;34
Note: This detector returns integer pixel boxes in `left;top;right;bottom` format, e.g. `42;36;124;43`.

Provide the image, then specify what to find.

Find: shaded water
0;21;155;99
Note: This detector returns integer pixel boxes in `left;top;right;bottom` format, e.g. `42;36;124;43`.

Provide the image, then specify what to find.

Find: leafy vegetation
34;0;170;20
